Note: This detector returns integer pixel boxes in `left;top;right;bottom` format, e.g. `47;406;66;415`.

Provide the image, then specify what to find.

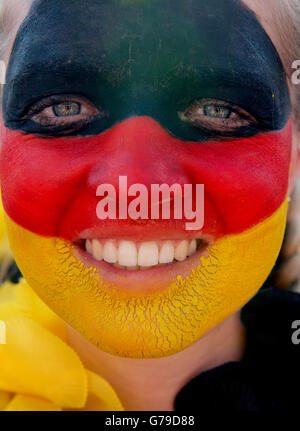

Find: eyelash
179;99;257;135
24;95;101;134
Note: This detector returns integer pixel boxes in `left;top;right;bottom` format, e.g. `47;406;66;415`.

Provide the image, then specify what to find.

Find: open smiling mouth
75;236;211;274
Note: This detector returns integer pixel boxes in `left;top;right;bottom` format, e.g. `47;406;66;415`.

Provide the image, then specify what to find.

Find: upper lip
76;227;211;242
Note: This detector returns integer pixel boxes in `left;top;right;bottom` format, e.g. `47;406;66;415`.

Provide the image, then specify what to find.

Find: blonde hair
0;0;31;61
264;0;300;127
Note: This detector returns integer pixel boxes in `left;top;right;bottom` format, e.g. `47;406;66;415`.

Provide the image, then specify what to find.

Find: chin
4;199;287;359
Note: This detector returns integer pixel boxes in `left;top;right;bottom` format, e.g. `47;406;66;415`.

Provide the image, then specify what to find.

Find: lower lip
73;240;211;294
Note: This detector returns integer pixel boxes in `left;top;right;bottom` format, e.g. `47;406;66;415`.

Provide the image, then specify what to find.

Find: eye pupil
53;102;81;117
203;105;231;119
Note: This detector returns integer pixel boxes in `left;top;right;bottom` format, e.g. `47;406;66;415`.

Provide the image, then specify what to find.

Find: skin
0;0;298;410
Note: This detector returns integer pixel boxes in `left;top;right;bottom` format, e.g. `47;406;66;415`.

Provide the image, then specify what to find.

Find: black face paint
3;0;290;140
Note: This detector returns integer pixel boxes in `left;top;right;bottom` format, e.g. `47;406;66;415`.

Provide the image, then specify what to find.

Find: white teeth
138;241;159;267
92;239;103;261
118;241;137;266
188;239;197;256
84;238;201;268
159;241;175;264
103;241;118;263
86;239;93;255
174;240;189;261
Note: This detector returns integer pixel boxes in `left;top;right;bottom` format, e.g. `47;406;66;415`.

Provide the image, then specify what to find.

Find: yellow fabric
0;390;13;410
5;395;62;412
0;279;67;340
0;279;124;411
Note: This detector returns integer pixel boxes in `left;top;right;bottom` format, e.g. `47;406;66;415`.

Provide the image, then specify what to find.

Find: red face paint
0;115;292;242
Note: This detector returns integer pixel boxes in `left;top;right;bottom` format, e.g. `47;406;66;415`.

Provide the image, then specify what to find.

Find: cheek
0;116;292;241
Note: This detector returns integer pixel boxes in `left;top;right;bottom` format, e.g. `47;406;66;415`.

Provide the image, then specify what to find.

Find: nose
58;115;224;240
87;116;191;191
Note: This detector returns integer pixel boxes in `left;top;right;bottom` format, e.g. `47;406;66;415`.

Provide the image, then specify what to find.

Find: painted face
0;0;292;358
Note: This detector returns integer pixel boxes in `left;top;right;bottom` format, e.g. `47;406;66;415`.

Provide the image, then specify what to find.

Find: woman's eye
26;95;100;133
203;105;231;119
53;102;81;117
179;99;257;134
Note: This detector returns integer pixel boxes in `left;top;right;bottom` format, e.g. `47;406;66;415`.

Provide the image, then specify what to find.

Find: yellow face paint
5;198;287;359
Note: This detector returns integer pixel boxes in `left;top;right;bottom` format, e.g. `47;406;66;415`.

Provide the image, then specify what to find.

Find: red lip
77;226;212;241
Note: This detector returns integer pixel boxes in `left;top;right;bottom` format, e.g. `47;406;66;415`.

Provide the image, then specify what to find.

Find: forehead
8;0;282;78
